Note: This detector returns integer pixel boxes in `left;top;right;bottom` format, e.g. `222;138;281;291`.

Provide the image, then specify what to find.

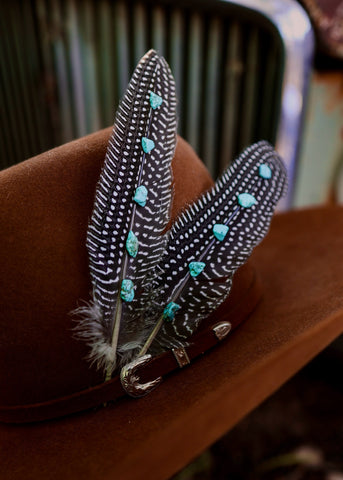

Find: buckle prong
212;321;232;340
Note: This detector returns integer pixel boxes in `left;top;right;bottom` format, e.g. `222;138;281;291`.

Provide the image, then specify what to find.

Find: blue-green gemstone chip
120;279;135;302
149;91;163;109
213;224;229;241
126;231;139;258
238;193;257;208
162;302;181;322
141;137;155;153
259;164;272;179
189;261;206;277
133;185;148;207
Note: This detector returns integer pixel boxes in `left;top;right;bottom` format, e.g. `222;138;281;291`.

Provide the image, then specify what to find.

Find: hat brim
1;195;343;479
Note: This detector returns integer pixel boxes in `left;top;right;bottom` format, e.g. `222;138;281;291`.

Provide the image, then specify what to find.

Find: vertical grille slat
97;0;116;126
132;3;148;65
81;0;101;134
1;4;33;161
51;0;75;143
0;16;23;165
20;0;49;154
258;37;280;142
202;16;223;175
239;26;259;150
151;6;166;58
219;21;243;172
0;69;18;167
185;12;203;153
1;0;284;176
169;8;185;133
114;1;130;102
67;0;88;138
10;2;39;156
33;1;59;150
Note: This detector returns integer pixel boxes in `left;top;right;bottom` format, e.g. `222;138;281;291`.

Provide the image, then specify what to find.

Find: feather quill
76;50;177;378
135;141;287;356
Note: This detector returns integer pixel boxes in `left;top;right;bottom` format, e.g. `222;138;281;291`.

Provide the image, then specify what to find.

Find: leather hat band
0;268;261;424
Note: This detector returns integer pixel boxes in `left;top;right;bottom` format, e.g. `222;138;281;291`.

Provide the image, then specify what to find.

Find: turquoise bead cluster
120;91;163;303
121;102;273;331
212;163;272;243
159;162;273;319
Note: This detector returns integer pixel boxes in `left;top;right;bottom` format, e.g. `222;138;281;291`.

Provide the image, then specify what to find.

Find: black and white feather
136;141;287;355
75;50;288;377
76;50;177;377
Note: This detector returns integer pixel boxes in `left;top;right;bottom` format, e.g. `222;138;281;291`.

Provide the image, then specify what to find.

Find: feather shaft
139;315;164;356
105;291;122;381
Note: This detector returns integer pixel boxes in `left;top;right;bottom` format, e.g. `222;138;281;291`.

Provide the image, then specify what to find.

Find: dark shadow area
174;336;343;480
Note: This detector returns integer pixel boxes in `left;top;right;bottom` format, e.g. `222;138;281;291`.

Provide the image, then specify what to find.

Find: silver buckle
120;354;162;398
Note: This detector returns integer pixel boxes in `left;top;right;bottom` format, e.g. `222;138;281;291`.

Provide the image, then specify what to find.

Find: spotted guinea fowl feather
76;50;177;378
136;141;287;356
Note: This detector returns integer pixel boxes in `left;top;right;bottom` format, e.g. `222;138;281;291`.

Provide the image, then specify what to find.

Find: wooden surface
2;206;343;480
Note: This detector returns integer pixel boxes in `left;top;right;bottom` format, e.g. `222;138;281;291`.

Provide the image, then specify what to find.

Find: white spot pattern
81;50;177;371
144;141;287;353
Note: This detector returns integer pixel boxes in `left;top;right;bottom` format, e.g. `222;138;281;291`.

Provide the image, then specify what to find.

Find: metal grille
0;0;283;176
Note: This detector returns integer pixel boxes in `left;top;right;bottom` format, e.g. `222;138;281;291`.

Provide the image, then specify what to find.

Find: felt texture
1;129;343;480
0;128;213;407
0;206;342;480
0;261;260;423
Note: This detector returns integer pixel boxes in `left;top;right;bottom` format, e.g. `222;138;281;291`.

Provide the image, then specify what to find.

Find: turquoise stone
149;91;163;109
238;193;257;208
120;279;135;302
189;261;206;277
142;137;155;153
259;164;272;179
213;224;229;241
126;231;139;258
133;185;148;207
162;302;181;322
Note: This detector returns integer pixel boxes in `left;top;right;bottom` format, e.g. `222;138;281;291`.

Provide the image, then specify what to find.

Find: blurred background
1;0;342;478
1;0;342;208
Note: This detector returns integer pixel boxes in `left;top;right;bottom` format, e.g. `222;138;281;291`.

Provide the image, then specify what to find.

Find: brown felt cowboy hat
1;53;343;479
1;128;343;480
